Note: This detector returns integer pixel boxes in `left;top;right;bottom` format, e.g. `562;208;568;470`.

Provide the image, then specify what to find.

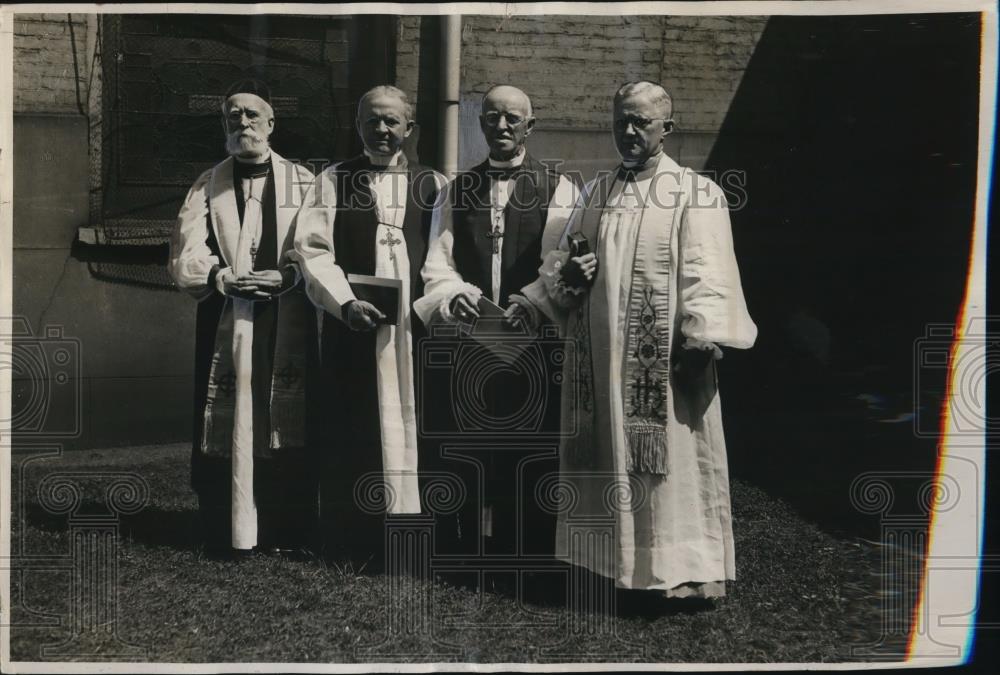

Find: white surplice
520;152;757;597
169;150;315;552
292;150;447;514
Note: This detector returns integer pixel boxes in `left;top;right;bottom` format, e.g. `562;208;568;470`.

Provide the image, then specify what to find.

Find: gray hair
614;81;673;119
357;85;414;121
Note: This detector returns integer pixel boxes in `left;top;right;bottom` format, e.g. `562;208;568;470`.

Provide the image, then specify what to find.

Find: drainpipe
439;15;462;178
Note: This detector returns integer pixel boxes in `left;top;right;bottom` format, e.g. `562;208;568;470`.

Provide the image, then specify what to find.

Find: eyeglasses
613;115;668;131
482;111;528;128
364;115;403;129
226;109;267;127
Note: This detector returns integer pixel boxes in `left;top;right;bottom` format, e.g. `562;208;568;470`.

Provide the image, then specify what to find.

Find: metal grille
98;13;367;239
90;13;396;290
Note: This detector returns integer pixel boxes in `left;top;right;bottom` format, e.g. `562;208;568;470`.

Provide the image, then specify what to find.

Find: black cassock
189;159;316;552
421;154;563;561
307;156;439;570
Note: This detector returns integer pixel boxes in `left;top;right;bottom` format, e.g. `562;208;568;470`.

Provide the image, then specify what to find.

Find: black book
346;274;401;326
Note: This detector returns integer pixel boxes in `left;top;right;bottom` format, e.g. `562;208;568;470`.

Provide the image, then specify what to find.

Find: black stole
450;153;559;306
318;155;439;449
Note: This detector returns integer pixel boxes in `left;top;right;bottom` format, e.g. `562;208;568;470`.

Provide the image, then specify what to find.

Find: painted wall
12;15;195;450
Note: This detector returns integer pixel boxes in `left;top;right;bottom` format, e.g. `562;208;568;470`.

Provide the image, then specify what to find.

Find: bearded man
170;79;317;558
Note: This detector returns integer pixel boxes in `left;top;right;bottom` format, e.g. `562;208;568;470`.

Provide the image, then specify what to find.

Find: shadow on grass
431;564;718;620
24;503;203;552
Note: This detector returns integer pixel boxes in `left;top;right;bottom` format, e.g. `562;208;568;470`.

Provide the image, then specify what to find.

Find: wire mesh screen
97;14;384;261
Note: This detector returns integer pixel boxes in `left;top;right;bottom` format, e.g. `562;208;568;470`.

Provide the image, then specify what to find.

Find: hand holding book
560;233;598;289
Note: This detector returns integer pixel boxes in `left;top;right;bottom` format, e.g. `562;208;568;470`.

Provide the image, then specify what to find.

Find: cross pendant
249;241;258;269
486;224;504;255
380;230;403;261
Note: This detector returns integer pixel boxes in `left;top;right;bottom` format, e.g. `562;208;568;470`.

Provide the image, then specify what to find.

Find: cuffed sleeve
168;169;221;301
414;178;486;325
288;167;356;322
517;179;592;325
539;174;581;258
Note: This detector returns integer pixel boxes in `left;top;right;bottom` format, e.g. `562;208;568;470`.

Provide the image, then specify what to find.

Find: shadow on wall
708;13;981;538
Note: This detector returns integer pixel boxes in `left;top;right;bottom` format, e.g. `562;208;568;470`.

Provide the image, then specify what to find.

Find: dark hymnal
562;232;594;289
346;273;401;326
458;296;532;365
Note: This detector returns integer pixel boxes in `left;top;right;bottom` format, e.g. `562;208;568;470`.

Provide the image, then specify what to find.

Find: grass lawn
7;443;916;664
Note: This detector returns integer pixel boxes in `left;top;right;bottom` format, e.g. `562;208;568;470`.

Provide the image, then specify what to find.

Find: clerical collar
618;151;663;181
233;153;272;179
488;149;526;169
362;149;408;174
365;149;404;166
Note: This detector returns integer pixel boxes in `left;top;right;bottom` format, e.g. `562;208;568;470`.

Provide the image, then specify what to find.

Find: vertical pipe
439;14;462;178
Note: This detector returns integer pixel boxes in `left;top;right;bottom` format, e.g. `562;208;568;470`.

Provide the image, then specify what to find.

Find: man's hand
217;269;271;301
503;301;535;332
671;345;715;386
230;270;284;299
449;292;480;323
345;300;386;331
561;252;598;289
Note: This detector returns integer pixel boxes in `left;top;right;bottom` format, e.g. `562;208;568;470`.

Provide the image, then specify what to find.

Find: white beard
226;131;269;160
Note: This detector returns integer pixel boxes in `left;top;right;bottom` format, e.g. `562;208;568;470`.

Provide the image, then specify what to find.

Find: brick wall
396;15;423;109
13;14;91;115
660;15;769;132
398;14;768;134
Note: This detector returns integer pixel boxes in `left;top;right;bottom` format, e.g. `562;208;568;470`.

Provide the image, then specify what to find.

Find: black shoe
231;548;255;562
263;546;315;562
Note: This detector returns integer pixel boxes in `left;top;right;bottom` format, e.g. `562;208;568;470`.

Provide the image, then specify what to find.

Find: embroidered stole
201;156;309;464
565;156;687;475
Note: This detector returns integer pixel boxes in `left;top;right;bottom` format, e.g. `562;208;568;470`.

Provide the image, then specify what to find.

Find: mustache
229;129;264;143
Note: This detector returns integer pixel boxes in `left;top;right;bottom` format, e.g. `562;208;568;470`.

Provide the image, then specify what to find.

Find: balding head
479;85;536;161
614;81;673;120
481;85;533;118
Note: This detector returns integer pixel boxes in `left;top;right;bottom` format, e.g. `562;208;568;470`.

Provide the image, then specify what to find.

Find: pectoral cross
249;240;258;269
379;229;402;261
486;224;504;255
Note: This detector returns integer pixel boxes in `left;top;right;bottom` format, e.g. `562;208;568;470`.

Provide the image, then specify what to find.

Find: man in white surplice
291;86;447;567
169;79;316;558
518;81;757;598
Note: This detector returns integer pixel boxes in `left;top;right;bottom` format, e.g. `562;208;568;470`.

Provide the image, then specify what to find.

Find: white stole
367;157;421;514
230;174;264;550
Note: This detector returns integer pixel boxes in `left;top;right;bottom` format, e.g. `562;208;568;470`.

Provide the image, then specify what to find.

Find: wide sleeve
677;175;757;349
168;169;220;302
539;174;581;259
288;168;356;321
515;178;594;325
274;163;315;295
413;178;483;325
